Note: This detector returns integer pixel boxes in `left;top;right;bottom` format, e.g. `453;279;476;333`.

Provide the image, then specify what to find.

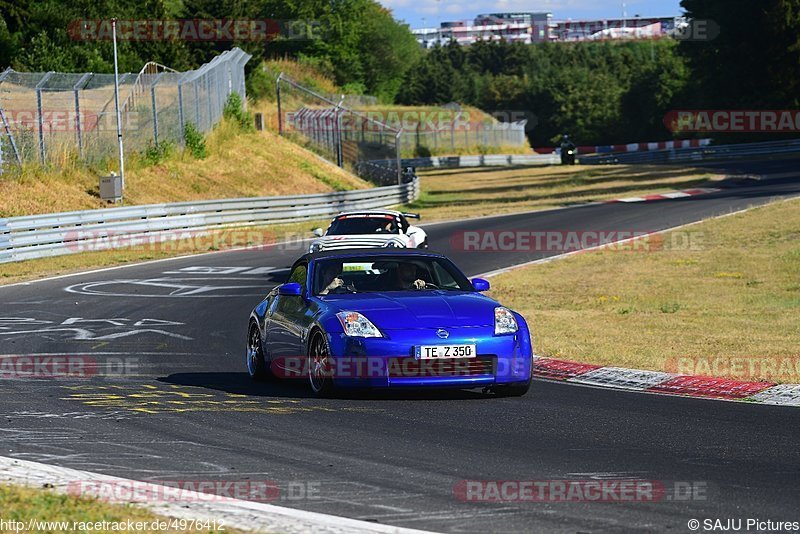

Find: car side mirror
278;282;303;296
312;228;324;237
471;278;490;292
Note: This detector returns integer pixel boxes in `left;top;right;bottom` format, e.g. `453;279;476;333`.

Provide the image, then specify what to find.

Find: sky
381;0;685;29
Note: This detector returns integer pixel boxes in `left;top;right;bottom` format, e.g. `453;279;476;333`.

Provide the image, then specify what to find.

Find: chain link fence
396;119;527;155
277;74;402;185
275;73;528;186
0;48;250;171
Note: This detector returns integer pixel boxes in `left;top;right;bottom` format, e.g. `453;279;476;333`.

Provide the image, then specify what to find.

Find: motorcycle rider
560;134;576;165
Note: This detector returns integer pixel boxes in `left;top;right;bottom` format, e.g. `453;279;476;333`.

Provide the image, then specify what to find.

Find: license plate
417;344;476;360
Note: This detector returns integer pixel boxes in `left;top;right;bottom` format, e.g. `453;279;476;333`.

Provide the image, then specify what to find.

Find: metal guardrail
0;179;419;264
580;138;800;165
371;153;560;170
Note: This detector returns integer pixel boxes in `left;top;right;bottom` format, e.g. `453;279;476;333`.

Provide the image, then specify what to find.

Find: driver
319;261;344;295
396;262;428;290
377;219;396;233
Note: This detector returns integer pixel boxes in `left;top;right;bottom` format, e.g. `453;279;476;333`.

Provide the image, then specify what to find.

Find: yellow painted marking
60;383;379;415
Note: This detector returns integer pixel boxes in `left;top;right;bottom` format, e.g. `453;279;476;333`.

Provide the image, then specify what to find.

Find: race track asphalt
1;158;799;533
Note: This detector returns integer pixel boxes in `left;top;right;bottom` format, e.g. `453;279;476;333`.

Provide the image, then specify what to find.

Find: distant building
552;16;679;41
412;12;681;48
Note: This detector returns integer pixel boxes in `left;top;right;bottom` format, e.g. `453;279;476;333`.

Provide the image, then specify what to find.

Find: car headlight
494;307;518;335
336;311;383;338
310;242;323;253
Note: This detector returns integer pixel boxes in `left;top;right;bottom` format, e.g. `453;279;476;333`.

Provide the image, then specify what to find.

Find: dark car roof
296;248;446;264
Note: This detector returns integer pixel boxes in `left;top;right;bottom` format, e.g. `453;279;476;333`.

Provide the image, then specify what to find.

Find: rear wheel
308;330;334;397
417;239;429;249
247;324;270;380
493;380;531;397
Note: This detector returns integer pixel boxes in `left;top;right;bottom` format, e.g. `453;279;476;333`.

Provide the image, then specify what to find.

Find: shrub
143;141;174;165
223;92;253;131
183;122;207;159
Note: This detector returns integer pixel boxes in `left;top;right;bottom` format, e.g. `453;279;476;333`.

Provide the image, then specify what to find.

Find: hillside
252;59;533;157
0;119;368;218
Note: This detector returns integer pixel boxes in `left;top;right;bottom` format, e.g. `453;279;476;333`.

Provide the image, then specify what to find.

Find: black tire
308;330;335;397
417;239;429;249
246;324;270;381
493;380;531;397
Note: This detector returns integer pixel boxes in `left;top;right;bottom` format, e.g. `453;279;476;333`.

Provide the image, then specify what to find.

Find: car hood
319;292;499;329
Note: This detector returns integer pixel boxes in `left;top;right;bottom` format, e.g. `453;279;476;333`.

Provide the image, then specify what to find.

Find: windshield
326;215;399;235
313;256;473;295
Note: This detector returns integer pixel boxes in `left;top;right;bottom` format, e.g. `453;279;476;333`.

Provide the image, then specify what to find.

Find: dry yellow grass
0;483;245;533
0;120;367;218
490;197;800;383
407;164;722;221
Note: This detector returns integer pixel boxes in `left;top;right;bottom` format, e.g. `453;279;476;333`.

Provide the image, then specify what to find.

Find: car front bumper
325;325;532;389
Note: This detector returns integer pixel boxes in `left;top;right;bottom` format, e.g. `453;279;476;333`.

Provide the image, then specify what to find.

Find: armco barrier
580;138;800;165
533;138;712;155
369;153;560;170
0;179;419;264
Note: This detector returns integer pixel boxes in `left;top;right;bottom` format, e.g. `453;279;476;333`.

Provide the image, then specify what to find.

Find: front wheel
247;325;270;380
417;239;429;249
492;380;531;397
308;330;334;397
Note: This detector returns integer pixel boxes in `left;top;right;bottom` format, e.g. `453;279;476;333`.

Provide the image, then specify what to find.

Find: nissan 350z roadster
247;249;532;397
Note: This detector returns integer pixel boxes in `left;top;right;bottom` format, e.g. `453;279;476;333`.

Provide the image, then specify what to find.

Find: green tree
680;0;800;109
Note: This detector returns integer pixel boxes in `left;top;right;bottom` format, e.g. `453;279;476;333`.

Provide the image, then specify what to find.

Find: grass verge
406;163;722;221
0;483;242;533
489;197;800;383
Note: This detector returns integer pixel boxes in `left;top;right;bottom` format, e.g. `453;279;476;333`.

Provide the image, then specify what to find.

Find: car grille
387;356;495;378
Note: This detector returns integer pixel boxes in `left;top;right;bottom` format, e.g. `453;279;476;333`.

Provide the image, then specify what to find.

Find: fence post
193;83;200;127
334;96;344;168
276;73;283;135
35;71;54;164
177;73;186;146
72;73;91;158
150;72;165;146
450;120;456;152
395;129;402;185
206;74;213;131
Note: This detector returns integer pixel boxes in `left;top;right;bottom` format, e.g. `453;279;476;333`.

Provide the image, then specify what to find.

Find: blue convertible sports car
247;249;533;397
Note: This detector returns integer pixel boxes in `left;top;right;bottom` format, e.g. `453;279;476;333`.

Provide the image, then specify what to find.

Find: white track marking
0;456;439;534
